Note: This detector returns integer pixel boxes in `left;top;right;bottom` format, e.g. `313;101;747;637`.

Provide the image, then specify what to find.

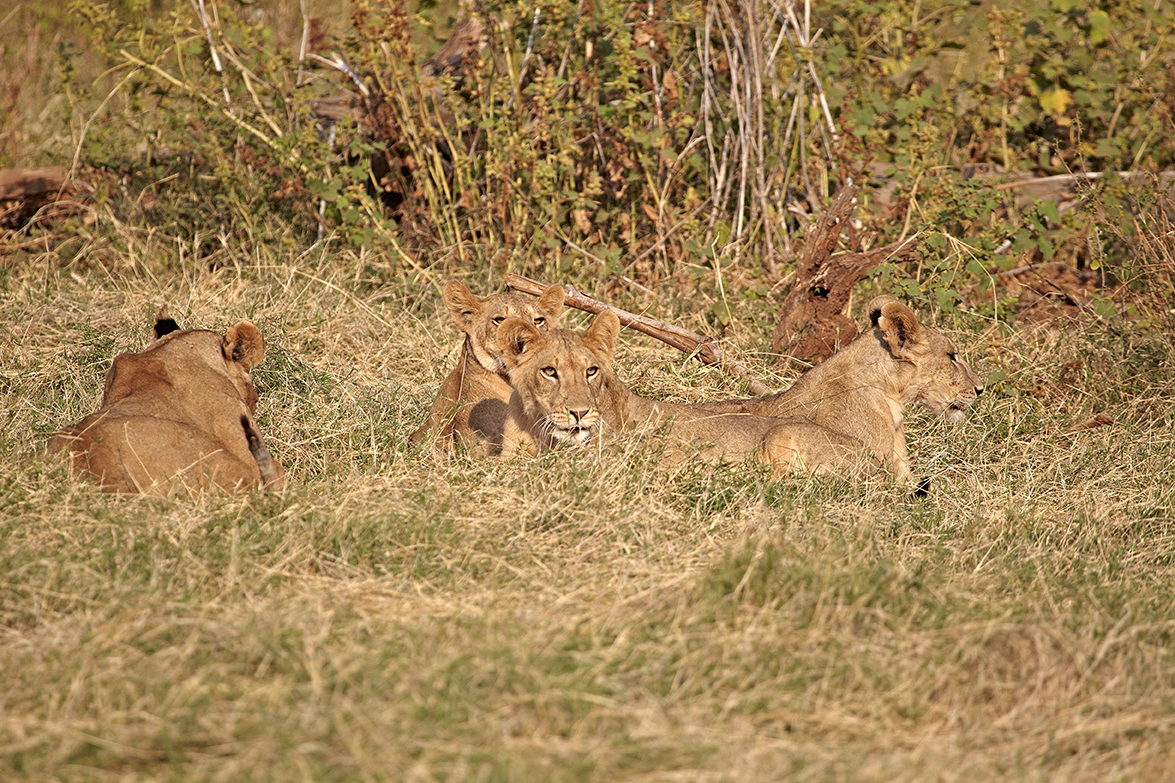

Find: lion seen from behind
48;307;285;495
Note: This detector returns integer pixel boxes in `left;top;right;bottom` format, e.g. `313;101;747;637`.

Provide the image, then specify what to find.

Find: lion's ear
874;299;922;358
537;283;565;322
583;309;620;362
498;317;543;369
153;304;180;340
443;279;484;333
866;295;899;328
223;322;265;371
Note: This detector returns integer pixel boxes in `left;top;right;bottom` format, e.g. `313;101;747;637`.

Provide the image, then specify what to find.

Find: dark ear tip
154;305;181;339
913;476;931;498
154;319;180;337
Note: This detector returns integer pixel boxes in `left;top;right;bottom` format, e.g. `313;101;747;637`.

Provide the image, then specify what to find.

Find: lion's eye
948;352;958;362
541;367;558;379
492;316;506;325
586;367;598;379
533;317;545;326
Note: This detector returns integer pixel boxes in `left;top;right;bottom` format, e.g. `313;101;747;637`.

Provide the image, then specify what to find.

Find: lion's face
908;331;983;423
499;309;621;446
871;296;984;424
444;280;565;374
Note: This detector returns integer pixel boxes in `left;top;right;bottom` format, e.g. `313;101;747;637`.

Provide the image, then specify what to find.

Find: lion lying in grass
496;309;879;478
496;295;983;483
48;307;285;495
685;295;984;483
410;279;565;453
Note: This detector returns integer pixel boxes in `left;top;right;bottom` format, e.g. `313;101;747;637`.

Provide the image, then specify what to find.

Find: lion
409;279;565;453
496;309;879;478
47;306;285;495
683;295;984;483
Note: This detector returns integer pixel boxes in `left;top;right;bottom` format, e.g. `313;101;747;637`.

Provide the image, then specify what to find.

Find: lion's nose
975;383;984;397
568;409;589;425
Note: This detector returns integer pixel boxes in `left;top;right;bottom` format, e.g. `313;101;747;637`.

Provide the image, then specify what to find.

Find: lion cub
685;295;984;484
497;310;876;477
410;279;565;453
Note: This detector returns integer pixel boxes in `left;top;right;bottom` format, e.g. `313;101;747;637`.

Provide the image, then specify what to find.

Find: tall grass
3;0;1175;779
2;216;1174;779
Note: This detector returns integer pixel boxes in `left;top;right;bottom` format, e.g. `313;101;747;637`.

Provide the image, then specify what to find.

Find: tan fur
48;308;285;495
498;310;879;477
409;279;565;453
498;309;618;456
686;295;984;483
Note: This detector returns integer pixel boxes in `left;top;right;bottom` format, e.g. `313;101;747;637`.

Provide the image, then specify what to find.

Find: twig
190;0;232;106
519;7;541;76
505;274;771;395
297;0;311;87
307;52;371;99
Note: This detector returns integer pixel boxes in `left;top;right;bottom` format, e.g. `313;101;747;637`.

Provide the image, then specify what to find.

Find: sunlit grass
2;222;1173;781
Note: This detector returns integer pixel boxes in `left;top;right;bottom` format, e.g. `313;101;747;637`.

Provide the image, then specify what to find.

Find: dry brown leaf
572;209;592;234
1067;413;1115;432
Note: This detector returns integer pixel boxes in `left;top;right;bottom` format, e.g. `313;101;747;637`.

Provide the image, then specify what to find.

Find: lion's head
444;279;565;375
498;309;621;450
868;295;984;423
48;306;284;495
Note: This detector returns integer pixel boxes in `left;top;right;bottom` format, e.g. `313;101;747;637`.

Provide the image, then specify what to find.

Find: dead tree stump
770;184;919;363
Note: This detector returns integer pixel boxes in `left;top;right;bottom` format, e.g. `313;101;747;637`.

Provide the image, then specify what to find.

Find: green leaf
1039;201;1061;225
1093;298;1117;320
1039;88;1072;117
1038;236;1055;262
1089;10;1110;44
935;287;959;313
852;103;875;130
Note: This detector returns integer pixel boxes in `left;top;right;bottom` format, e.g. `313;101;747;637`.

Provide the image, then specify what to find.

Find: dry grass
3;0;1172;778
2;229;1174;782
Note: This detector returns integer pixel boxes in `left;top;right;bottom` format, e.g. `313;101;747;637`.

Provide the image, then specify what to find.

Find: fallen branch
505;274;771;396
0;167;91;229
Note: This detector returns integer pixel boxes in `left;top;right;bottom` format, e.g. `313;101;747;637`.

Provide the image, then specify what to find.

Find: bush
53;0;1175;308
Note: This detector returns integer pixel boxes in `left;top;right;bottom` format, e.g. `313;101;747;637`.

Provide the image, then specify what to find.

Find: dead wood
505;274;771;396
0;167;90;230
421;16;486;78
769;184;920;363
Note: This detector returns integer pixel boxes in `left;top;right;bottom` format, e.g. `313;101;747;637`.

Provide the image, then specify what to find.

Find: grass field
2;235;1174;781
3;0;1175;778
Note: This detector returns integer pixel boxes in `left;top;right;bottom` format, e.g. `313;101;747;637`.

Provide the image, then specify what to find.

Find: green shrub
54;0;1175;307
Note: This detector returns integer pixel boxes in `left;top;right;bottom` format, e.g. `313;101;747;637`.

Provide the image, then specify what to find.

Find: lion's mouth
549;424;593;444
944;404;968;424
555;426;591;443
